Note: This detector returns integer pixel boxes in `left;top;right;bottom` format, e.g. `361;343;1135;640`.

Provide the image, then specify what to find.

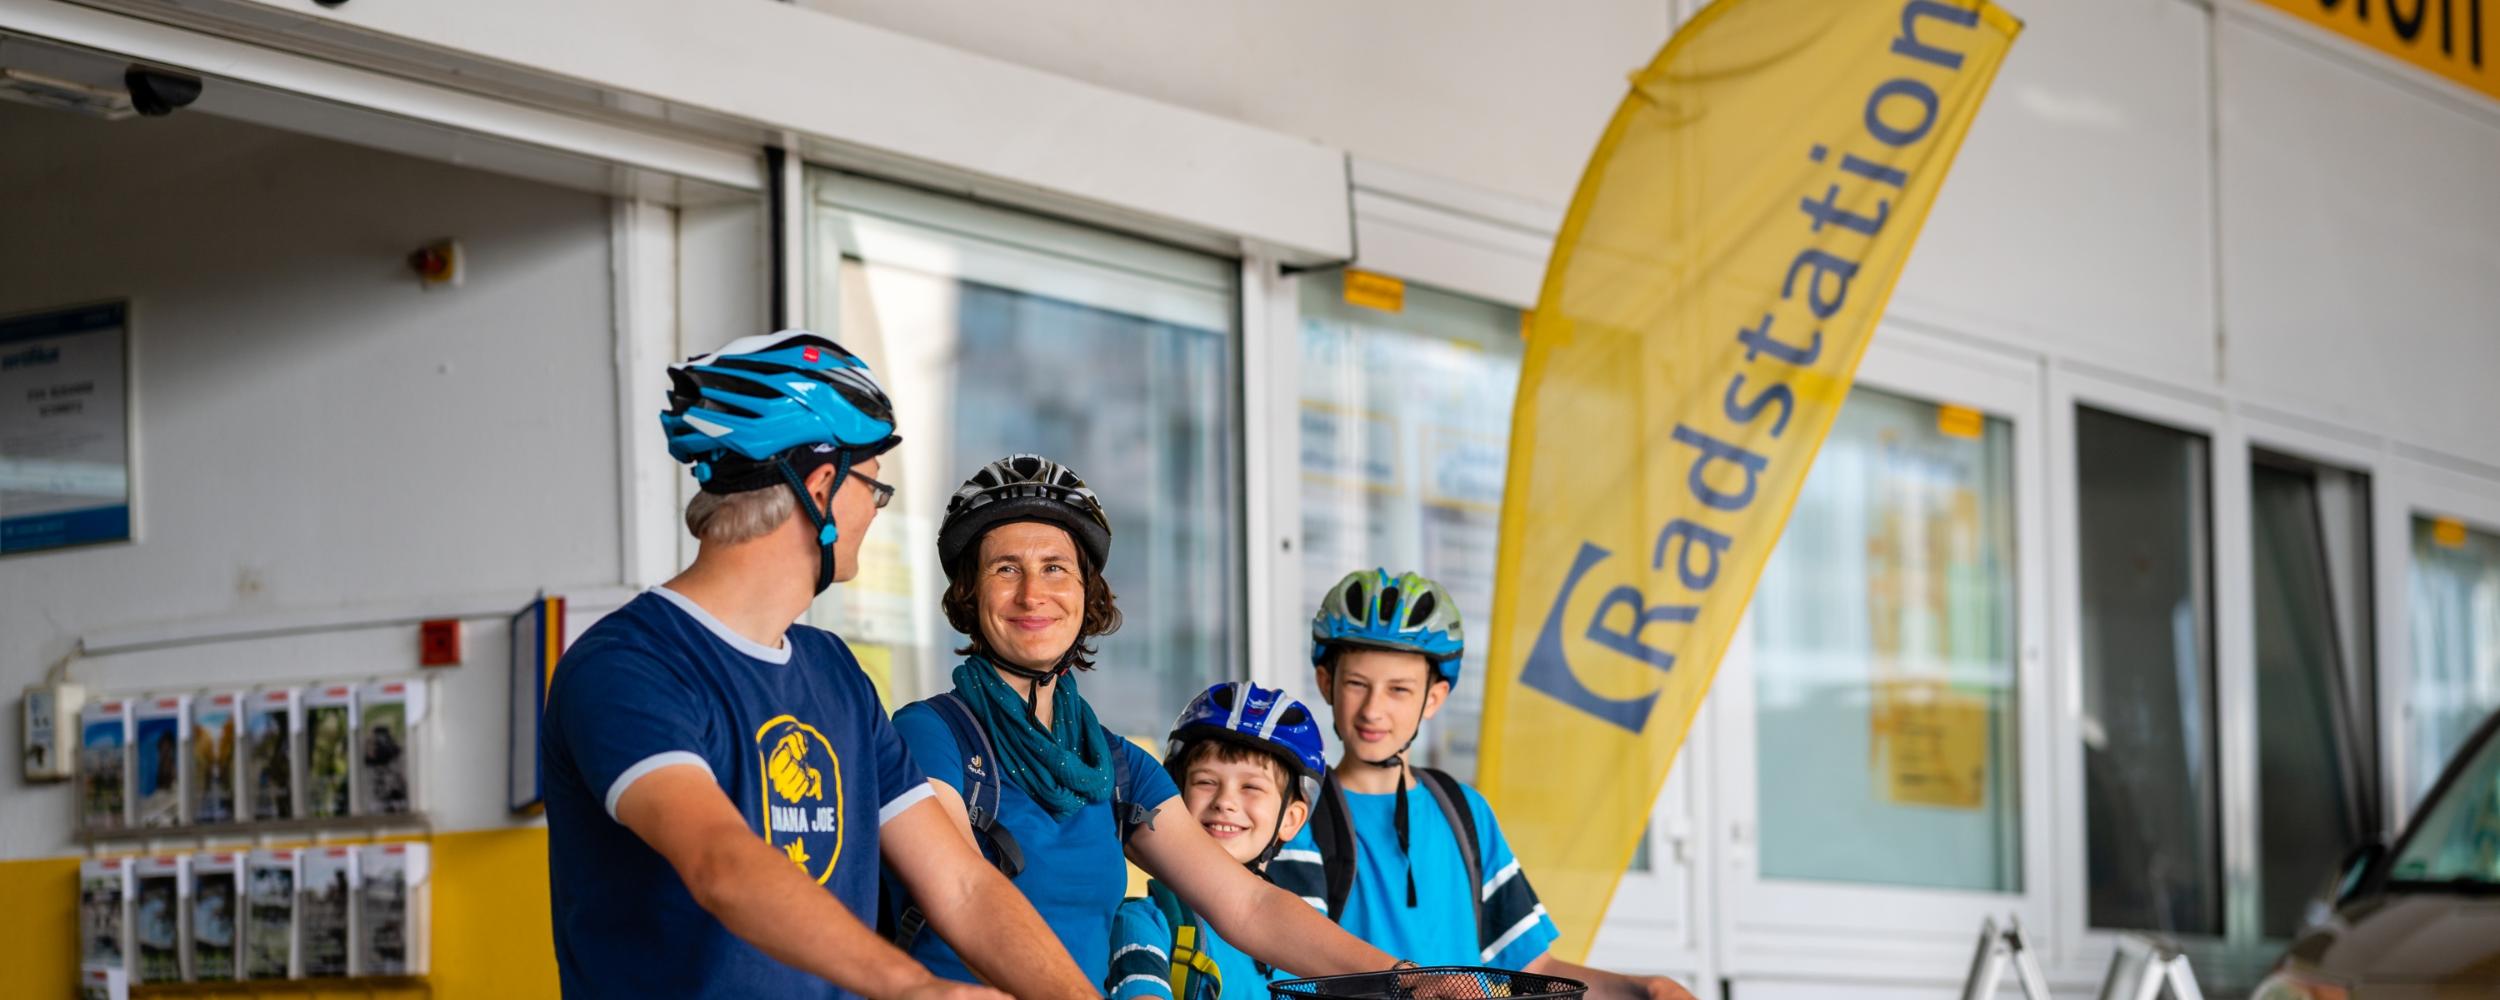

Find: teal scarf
951;658;1113;819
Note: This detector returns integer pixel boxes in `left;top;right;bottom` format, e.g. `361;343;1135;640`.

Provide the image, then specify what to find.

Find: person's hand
1637;974;1699;1000
895;979;1012;1000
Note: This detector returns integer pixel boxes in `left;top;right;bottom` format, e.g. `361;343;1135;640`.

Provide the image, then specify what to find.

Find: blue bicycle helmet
659;331;899;592
1166;681;1326;806
1311;569;1465;687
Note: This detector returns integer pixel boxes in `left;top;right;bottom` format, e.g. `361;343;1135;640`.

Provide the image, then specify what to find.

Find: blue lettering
1737;313;1822;366
1587;585;1696;673
1866;78;1939;147
1893;1;1980;70
1783;249;1861;320
1723;375;1795;437
1800;184;1890;236
1521;542;1663;734
1652;519;1731;591
1670;425;1769;511
1870;77;1940;145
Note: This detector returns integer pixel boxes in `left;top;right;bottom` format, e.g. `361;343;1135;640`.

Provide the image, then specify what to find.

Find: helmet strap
1342;687;1428;908
775;453;851;596
989;657;1071;718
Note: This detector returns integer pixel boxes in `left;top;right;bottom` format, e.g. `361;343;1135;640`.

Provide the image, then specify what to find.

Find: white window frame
2376;451;2500;815
2231;405;2394;946
1712;325;2052;985
2048;364;2250;977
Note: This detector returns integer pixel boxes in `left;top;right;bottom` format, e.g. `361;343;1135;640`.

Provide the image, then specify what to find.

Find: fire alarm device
407;240;462;287
22;682;85;781
418;619;462;667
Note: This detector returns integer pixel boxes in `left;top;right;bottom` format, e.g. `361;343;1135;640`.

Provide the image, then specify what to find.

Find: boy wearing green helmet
1271;569;1698;1000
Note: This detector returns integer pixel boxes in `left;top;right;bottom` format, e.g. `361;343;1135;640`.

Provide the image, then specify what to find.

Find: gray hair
684;486;796;545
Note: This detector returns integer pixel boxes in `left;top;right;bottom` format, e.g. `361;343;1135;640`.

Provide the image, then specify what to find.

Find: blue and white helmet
659;331;898;493
1166;682;1327;804
1311;569;1465;687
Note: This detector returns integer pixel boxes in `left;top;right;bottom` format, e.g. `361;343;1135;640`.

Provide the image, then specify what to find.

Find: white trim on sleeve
1273;848;1323;865
1481;904;1550;963
1112;974;1171;999
1112;943;1168;965
1481;858;1523;902
605;751;713;820
878;781;938;826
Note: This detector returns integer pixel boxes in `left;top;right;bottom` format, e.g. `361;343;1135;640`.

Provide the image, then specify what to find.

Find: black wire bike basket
1269;966;1587;999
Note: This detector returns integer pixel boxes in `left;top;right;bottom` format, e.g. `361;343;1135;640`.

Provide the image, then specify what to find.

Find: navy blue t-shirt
892;688;1178;987
543;588;932;999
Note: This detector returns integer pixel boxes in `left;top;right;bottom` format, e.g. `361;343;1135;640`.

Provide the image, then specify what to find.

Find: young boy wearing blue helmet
1106;682;1330;1000
1271;570;1699;1000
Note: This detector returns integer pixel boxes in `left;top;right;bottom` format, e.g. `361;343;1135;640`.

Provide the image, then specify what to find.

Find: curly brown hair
941;528;1123;672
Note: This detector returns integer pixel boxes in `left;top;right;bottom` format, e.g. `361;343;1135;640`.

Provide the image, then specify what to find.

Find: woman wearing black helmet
887;454;1409;990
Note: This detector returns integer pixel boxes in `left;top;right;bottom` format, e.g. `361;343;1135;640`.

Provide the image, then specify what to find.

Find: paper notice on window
1872;680;1990;810
1;302;129;554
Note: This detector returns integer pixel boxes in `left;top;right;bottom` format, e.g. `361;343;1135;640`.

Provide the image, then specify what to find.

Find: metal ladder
1959;918;2206;1000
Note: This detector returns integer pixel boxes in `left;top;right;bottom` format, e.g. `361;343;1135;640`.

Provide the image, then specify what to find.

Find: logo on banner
755;715;846;883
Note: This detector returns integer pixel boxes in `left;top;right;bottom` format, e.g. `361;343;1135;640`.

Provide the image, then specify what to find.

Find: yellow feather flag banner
1477;0;2019;960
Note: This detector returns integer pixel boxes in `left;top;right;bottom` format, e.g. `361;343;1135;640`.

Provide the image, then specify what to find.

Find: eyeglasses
850;470;896;509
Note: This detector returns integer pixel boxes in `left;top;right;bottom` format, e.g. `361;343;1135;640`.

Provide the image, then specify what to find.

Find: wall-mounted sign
2256;0;2496;105
1;302;131;555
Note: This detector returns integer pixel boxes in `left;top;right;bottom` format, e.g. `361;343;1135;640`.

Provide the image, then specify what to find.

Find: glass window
803;172;1240;739
2076;406;2221;936
2386;719;2500;887
1750;388;2021;893
2408;516;2500;805
1297;272;1521;782
2250;455;2378;939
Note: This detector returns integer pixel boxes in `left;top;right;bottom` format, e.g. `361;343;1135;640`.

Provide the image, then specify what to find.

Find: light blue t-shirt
891;692;1179;986
1273;780;1559;969
1107;885;1277;1000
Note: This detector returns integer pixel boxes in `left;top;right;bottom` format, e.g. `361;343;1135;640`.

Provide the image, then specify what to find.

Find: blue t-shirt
542;588;933;999
892;692;1178;986
1273;781;1558;969
1107;886;1277;1000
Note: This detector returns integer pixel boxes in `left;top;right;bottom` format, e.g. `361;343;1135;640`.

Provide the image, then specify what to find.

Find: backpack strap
886;694;1025;948
932;693;1024;876
1414;767;1487;951
1106;725;1157;845
1309;772;1360;921
1148;881;1223;1000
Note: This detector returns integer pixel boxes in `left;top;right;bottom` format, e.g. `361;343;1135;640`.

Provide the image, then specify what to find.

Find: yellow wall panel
2;827;555;999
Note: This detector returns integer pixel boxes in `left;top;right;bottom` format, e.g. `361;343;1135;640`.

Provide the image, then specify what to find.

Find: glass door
1713;331;2050;977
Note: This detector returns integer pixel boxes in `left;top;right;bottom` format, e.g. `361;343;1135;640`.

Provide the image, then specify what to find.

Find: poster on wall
0;301;131;555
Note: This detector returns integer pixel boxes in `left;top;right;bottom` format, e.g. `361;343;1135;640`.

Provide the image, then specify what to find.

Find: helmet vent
1346;580;1368;619
1377;586;1402;625
1407;591;1438;628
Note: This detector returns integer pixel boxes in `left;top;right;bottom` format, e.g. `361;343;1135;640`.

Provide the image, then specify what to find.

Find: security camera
124;67;202;117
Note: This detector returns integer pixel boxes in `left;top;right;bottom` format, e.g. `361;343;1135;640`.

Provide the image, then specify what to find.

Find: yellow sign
2434;515;2472;549
1343;269;1406;313
2255;0;2497;105
1477;0;2019;959
1873;681;1990;809
1936;404;1985;440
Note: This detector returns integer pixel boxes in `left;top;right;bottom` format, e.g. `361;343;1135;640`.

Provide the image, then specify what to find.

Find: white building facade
4;0;2498;995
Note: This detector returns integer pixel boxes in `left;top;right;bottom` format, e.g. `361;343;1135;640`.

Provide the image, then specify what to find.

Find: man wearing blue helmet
1106;682;1330;1000
1270;570;1697;1000
541;332;1093;999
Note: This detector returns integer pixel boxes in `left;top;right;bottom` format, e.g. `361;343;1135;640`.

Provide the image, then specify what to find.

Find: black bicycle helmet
936;454;1112;571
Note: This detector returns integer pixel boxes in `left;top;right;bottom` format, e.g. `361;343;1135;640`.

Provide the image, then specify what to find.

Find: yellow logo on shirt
754;715;846;884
